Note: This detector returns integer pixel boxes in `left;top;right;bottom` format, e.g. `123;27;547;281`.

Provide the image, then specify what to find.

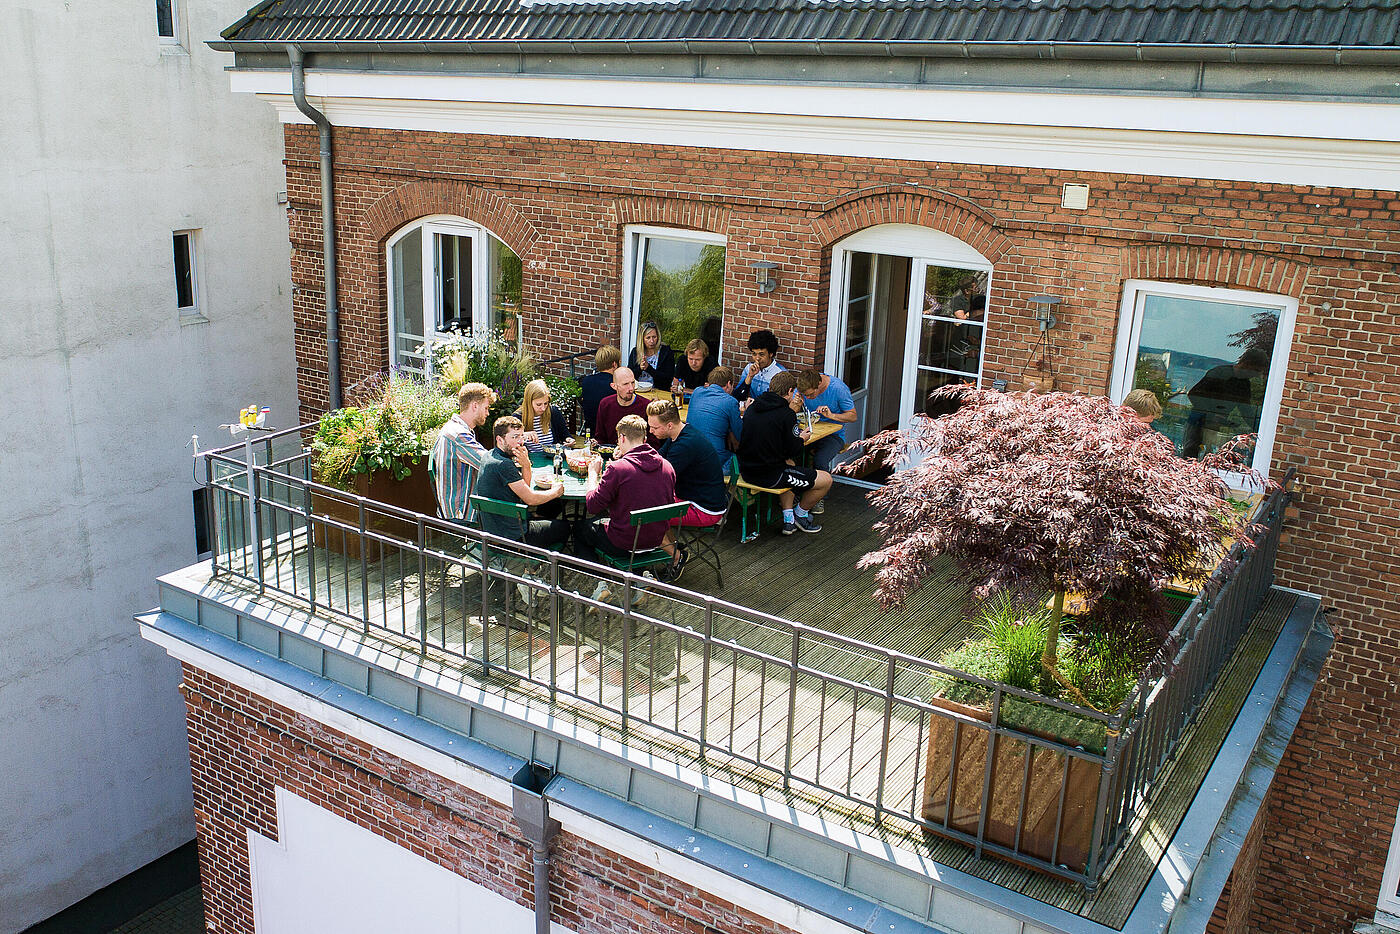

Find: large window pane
635;237;725;358
1130;294;1279;461
918;263;986;380
487;236;522;342
391;228;425;369
435;232;471;332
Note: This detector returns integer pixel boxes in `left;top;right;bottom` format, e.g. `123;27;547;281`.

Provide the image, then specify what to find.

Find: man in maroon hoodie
575;414;677;566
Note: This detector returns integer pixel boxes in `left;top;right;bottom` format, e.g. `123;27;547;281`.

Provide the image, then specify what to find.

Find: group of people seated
431;326;857;586
580;327;854;535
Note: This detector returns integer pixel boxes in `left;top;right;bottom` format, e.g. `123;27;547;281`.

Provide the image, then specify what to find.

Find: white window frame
385;215;504;370
1380;799;1400;918
620;225;728;363
156;0;186;48
173;229;205;322
1109;279;1297;486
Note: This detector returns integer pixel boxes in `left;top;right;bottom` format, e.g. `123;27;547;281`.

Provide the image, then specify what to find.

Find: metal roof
216;0;1400;58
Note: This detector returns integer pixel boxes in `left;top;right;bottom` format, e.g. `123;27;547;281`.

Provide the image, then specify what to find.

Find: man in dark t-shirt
647;398;728;582
737;371;832;535
475;416;571;549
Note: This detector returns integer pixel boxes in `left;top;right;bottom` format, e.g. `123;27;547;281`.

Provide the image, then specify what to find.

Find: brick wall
278;124;1400;931
181;663;799;934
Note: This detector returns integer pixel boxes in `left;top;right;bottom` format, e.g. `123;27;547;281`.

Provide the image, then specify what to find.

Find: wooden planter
310;463;438;562
920;694;1108;876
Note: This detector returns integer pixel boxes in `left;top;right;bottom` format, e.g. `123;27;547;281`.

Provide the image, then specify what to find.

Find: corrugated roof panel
220;0;1400;50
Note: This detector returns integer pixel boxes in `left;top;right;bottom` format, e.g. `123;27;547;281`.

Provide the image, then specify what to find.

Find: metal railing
198;427;1289;887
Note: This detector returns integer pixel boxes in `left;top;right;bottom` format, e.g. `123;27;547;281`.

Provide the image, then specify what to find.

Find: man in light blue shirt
685;366;744;470
797;368;857;478
732;329;785;402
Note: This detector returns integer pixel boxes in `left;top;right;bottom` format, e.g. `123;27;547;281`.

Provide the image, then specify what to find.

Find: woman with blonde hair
627;321;675;389
516;379;570;453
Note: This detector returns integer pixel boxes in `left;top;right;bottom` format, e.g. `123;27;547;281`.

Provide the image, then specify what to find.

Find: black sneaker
780;520;797;535
794;514;822;534
660;547;689;583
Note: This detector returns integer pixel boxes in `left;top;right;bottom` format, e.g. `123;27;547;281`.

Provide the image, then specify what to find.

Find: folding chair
594;501;692;575
676;479;736;588
732;455;791;544
467;494;544;628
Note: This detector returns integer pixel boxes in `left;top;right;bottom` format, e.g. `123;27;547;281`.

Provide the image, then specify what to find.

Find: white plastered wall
0;2;296;930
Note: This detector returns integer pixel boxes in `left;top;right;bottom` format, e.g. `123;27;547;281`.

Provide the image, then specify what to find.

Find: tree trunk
1042;590;1093;708
1042;590;1066;671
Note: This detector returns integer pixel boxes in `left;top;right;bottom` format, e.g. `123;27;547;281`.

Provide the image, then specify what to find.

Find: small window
156;0;178;40
622;226;726;365
1110;280;1296;482
192;487;211;559
173;230;199;314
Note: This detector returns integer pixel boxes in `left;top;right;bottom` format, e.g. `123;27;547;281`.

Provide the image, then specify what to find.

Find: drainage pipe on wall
286;44;342;409
511;763;560;934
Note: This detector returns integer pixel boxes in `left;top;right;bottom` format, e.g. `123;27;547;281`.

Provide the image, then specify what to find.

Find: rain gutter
287;44;342;409
208;38;1400;67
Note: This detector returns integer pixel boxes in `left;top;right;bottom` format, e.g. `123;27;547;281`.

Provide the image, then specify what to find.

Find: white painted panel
832;224;991;267
250;787;573;934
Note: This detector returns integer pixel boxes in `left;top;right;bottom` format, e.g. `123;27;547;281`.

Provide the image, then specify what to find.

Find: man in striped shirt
432;382;496;524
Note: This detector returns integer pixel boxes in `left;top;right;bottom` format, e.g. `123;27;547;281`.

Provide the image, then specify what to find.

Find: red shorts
669;503;725;528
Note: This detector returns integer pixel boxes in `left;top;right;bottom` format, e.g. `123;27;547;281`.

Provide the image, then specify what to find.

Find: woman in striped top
517;379;570;454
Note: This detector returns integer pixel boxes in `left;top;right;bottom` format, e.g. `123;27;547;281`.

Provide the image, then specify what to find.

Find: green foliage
312;373;454;488
929;593;1149;750
431;331;581;424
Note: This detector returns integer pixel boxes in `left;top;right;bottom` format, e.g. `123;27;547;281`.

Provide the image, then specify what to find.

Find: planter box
311;463;438;562
920;694;1112;876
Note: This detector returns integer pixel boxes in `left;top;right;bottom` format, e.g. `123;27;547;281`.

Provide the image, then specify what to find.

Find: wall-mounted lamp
1029;294;1062;332
752;261;779;294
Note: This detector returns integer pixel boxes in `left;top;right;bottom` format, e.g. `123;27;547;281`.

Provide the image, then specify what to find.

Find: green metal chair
467;494;540;626
595;500;691;575
676;476;737;587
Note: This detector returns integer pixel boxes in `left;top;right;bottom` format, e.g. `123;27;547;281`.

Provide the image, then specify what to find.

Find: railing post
245;437;265;593
1085;727;1120;889
873;655;897;817
699;600;713;757
620;577;632;730
479;538;491;675
204;455;221;578
548;556;560;704
302;480;316;613
973;686;1001;858
416;517;429;656
358;500;370;637
783;631;801;789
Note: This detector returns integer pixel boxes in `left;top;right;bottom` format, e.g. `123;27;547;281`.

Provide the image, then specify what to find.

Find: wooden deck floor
218;481;1295;926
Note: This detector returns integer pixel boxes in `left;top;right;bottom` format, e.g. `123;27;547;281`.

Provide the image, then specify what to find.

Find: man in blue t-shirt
796;368;857;482
684;365;744;471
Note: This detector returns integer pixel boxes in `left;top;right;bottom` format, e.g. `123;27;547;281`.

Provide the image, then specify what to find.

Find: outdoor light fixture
1030;294;1061;331
752;260;779;294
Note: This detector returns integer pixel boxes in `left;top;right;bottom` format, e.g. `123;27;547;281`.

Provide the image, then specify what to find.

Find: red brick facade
181;663;799;934
278;123;1400;931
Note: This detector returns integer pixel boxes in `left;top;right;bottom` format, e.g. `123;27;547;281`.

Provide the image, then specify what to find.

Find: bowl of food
636;377;654;392
594;445;615;459
564;448;592;477
540;443;563;457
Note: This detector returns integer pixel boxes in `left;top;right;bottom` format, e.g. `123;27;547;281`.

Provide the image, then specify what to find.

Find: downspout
287;45;342;409
511;763;559;934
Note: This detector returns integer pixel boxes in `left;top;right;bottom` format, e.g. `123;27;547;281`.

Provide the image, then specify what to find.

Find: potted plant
309;372;455;559
842;387;1264;874
432;330;581;441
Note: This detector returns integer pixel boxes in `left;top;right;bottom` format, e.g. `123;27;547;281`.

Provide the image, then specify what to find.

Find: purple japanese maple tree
842;388;1259;692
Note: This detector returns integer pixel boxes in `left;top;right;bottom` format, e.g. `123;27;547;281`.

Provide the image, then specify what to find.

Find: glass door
836;251;877;441
901;262;989;427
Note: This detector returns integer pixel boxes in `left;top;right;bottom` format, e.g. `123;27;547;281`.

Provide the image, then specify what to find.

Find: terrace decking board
214;489;1297;926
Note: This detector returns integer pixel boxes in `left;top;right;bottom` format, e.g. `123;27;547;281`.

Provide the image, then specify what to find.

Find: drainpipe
511;763;560;934
287;44;342;409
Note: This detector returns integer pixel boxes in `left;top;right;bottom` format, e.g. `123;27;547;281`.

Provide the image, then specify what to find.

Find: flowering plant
311;371;454;487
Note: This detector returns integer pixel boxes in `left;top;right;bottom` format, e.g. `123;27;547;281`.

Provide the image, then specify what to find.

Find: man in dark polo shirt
475;416;571;550
647;398;727;581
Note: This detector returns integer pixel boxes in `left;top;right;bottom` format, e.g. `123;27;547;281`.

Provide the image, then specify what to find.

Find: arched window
385;216;522;370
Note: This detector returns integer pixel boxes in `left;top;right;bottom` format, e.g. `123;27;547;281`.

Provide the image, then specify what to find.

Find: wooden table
640;387;841;448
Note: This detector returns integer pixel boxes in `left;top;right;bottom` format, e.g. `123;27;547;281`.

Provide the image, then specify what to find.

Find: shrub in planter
432;331;581;439
309;372;455;558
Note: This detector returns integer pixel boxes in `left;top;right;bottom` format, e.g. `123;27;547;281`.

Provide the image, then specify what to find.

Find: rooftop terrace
146;425;1329;932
